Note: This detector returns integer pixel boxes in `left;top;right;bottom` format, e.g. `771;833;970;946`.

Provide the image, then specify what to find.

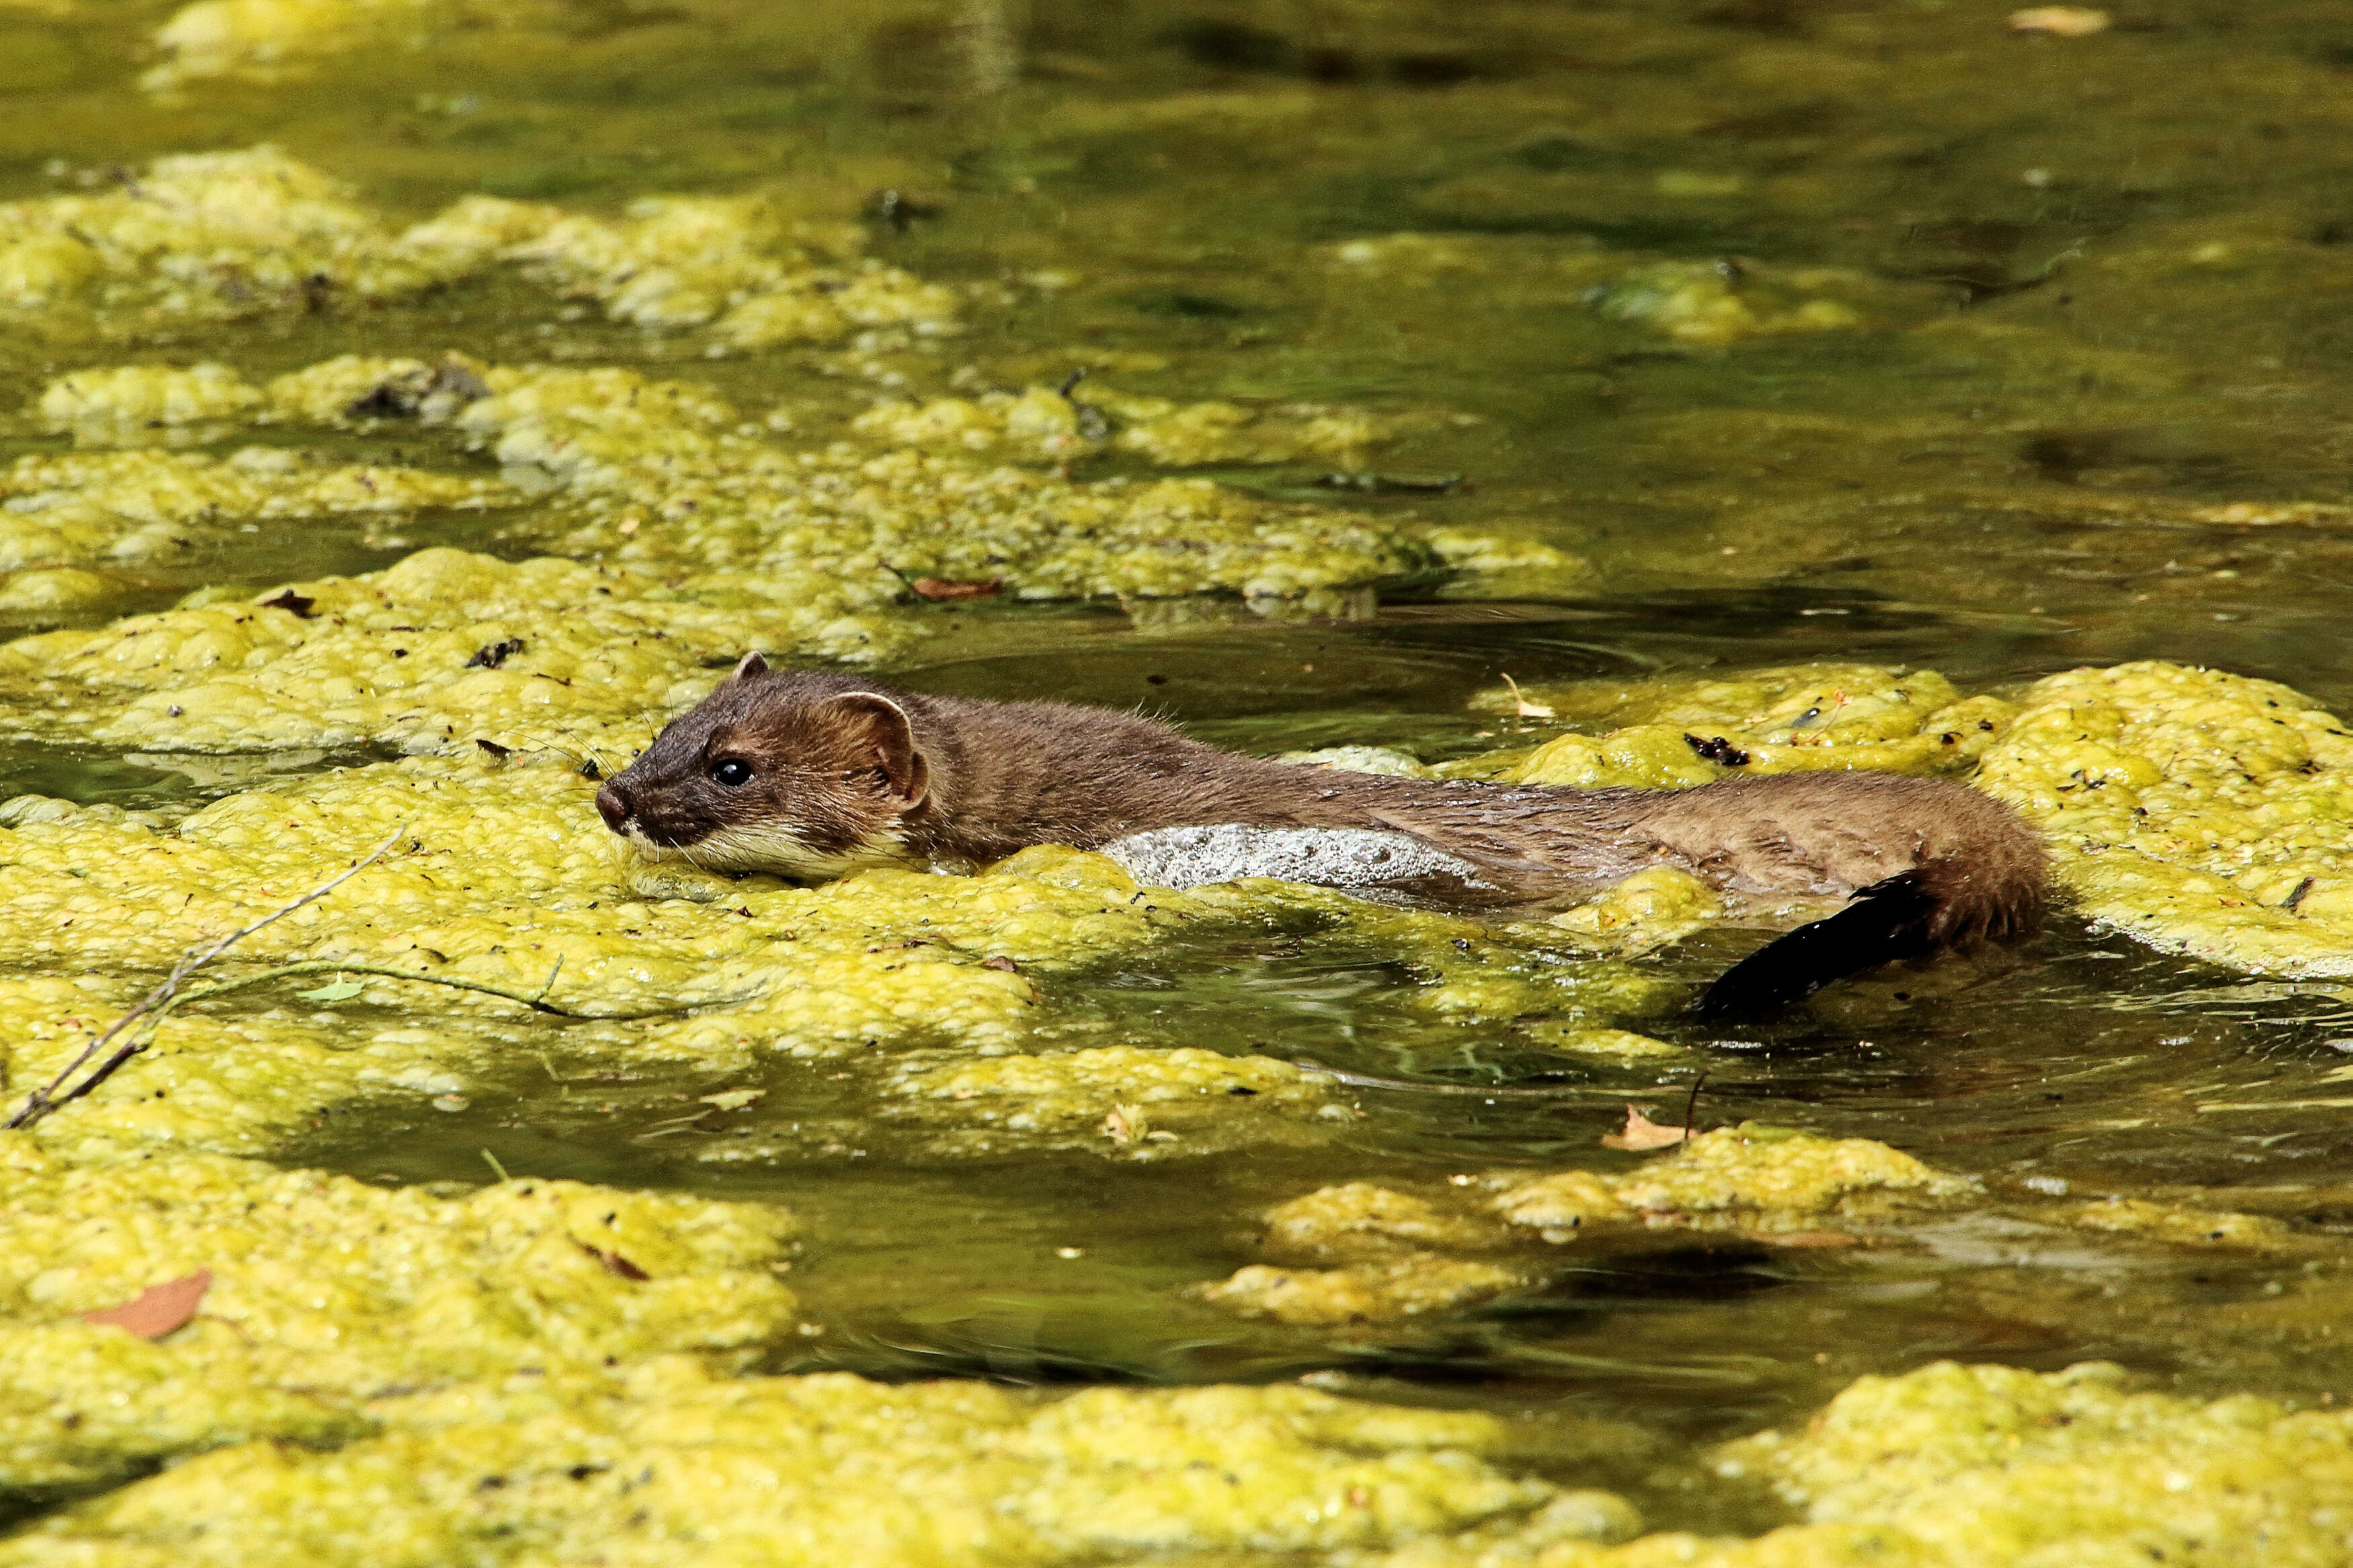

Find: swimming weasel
595;655;2046;1017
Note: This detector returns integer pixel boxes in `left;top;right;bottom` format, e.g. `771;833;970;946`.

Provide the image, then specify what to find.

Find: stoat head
596;653;931;878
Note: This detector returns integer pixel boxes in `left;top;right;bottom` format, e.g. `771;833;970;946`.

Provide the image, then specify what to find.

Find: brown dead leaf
82;1270;210;1338
258;588;317;619
2009;6;2108;35
911;577;1002;602
580;1245;651;1281
982;956;1020;973
1498;673;1556;719
1601;1104;1690;1151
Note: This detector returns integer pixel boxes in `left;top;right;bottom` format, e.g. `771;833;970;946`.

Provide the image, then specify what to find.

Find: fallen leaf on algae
580;1245;650;1281
82;1270;210;1338
1601;1104;1689;1151
296;980;367;1003
911;577;1003;601
2009;5;2108;34
699;1089;764;1110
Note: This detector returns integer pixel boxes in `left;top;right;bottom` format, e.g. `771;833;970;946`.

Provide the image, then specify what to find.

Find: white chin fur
625;823;910;879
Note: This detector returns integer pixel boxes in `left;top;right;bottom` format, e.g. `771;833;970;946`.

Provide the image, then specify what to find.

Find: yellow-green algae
1541;868;1723;959
1977;661;2353;977
1345;1360;2353;1567
1199;1182;1527;1327
1197;1132;1974;1327
1201;1255;1530;1327
0;339;1526;749
0;1137;797;1490
0;546;902;756
1581;261;1879;346
850;382;1414;469
881;1044;1350;1160
1;1363;1566;1568
1201;1137;2340;1331
1490;1126;1976;1241
0;447;518;571
1459;663;2014;788
0;147;953;349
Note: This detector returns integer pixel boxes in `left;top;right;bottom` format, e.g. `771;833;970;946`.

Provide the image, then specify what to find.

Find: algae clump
3;1364;1563;1567
0;1140;797;1491
1979;660;2353;976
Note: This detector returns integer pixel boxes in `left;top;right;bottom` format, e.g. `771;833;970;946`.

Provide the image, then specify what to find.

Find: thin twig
19;961;756;1126
171;960;731;1020
7;827;407;1130
1681;1069;1712;1145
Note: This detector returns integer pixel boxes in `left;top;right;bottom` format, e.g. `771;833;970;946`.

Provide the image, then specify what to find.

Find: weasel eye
711;759;753;788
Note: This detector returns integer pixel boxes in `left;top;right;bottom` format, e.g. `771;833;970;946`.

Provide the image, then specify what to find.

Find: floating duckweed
36;363;262;433
1421;525;1595;589
450;362;1433;601
1199;1130;1969;1324
1585;261;1875;345
0;567;122;614
882;1045;1343;1159
1700;1360;2353;1565
510;194;955;344
1260;1182;1513;1262
2062;1196;2299;1249
0;1139;797;1490
851;384;1406;468
0;446;519;571
142;0;493;91
1517;1024;1693;1062
1546;867;1724;956
0;148;482;333
0;147;945;352
1199;1254;1527;1325
1462;663;2009;786
1979;661;2353;975
1492;1126;1975;1242
2;1366;1559;1567
0;546;899;755
1277;745;1438;778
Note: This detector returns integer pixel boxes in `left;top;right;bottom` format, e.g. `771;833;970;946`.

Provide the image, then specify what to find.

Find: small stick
7;826;407;1130
480;1149;512;1183
1680;1069;1712;1144
14;961;754;1128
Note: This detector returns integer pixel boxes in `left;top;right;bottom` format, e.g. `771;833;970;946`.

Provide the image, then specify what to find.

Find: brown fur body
598;661;2047;1013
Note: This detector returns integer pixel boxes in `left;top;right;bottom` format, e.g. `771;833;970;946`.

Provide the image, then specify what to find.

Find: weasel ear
825;693;929;809
730;651;770;682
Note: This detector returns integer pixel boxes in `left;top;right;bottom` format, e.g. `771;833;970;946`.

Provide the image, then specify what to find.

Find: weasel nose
596;782;631;832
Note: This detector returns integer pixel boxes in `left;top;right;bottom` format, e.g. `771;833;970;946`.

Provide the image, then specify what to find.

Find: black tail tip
1691;870;1938;1022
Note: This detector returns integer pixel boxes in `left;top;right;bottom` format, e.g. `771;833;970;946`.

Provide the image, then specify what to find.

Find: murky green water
10;0;2353;1544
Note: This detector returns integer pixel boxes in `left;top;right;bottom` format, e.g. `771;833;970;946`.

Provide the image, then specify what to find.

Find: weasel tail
1616;771;2048;1019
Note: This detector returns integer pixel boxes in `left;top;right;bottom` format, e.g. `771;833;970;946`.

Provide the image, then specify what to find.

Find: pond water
7;0;2353;1553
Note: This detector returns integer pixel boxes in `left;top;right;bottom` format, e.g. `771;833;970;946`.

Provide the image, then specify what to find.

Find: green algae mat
9;1;2353;1563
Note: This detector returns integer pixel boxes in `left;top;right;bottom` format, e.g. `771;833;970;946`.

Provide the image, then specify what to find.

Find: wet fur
598;661;2047;1016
